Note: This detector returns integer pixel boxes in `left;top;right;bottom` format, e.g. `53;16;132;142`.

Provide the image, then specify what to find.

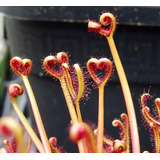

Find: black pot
1;6;160;152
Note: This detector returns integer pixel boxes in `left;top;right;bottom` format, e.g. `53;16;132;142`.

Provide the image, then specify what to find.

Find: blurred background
0;6;160;152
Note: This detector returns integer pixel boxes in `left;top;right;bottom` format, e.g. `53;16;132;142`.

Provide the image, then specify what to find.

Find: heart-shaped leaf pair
10;57;32;77
43;52;69;79
87;58;113;87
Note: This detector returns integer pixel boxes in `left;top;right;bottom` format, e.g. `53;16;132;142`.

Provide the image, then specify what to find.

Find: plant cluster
0;11;159;153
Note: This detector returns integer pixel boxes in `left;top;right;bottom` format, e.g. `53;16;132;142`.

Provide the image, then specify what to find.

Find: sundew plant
0;11;159;153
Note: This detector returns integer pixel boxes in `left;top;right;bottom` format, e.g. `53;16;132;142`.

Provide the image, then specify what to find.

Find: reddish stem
22;76;51;153
107;36;140;153
97;86;104;153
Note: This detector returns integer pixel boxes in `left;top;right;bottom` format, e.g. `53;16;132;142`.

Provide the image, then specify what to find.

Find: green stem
106;36;140;153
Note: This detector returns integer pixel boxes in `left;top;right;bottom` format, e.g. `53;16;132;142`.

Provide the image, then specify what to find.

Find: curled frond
49;137;65;153
88;12;116;37
112;113;129;153
141;94;160;126
112;119;125;138
155;98;160;118
8;84;23;98
140;92;160;153
140;93;153;109
99;12;116;37
113;139;126;153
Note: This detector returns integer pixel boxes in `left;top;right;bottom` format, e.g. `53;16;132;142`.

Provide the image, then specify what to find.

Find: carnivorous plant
0;11;159;153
